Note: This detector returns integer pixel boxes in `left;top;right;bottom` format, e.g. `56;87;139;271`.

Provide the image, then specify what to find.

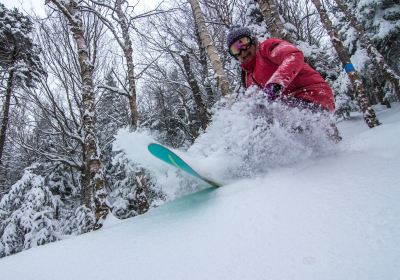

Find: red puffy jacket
241;38;335;112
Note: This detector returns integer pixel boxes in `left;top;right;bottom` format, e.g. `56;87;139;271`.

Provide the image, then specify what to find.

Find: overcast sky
1;0;162;17
1;0;46;16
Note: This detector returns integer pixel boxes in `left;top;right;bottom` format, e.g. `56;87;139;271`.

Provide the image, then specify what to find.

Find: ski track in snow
0;104;399;280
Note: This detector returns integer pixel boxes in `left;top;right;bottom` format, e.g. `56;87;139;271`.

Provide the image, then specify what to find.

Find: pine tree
97;71;129;147
0;169;59;257
0;4;44;165
107;152;163;219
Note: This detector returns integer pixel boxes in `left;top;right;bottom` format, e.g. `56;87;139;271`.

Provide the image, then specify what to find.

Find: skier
226;25;341;140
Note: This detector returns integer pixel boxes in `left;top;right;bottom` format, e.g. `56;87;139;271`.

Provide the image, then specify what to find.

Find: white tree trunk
257;0;293;41
48;0;109;229
115;0;139;128
188;0;230;97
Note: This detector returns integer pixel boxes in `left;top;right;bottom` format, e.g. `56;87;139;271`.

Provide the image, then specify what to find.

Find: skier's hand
263;83;282;101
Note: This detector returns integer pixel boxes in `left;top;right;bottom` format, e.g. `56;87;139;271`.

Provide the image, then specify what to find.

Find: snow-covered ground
0;104;399;280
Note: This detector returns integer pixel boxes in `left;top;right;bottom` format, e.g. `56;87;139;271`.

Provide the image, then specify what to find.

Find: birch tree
188;0;231;97
256;0;293;41
46;0;109;228
311;0;380;128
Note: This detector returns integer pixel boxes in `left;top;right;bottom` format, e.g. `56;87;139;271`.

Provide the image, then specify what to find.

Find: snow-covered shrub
25;163;82;236
106;151;137;219
73;206;95;234
107;151;165;219
45;165;79;198
0;170;59;257
330;70;359;119
334;92;359;120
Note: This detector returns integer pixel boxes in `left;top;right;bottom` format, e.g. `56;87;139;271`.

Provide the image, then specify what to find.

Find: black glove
263;83;283;101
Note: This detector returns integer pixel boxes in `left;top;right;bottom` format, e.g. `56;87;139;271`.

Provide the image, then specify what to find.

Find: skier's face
236;42;256;64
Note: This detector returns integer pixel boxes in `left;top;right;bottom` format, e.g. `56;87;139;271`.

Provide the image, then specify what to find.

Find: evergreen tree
354;0;400;70
97;71;129;145
0;169;59;257
331;0;397;106
108;152;164;219
0;4;44;165
74;205;95;235
141;66;198;147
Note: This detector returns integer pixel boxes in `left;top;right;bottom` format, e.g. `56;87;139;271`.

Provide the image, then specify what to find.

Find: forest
0;0;399;257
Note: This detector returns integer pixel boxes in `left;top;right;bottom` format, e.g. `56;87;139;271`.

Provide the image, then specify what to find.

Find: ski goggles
229;36;253;57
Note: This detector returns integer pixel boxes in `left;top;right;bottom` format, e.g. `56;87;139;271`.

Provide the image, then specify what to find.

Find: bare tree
274;0;326;46
139;4;213;138
311;0;380;128
84;0;144;128
202;0;245;28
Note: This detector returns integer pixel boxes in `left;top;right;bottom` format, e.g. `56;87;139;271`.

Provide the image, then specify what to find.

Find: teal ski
148;143;221;187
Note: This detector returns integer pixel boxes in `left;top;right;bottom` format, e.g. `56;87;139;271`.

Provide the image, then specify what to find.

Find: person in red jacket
226;26;335;112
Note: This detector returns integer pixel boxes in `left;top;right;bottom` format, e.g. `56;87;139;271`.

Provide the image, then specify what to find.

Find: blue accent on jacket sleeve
344;63;355;73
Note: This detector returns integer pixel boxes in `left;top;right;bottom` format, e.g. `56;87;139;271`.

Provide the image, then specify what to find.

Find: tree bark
114;0;139;129
134;170;150;215
181;53;209;133
0;69;15;165
188;0;230;97
311;0;380;128
193;19;215;108
256;0;293;42
48;0;109;228
333;0;400;100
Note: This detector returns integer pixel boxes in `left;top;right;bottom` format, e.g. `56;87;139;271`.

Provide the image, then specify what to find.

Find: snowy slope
0;105;399;280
